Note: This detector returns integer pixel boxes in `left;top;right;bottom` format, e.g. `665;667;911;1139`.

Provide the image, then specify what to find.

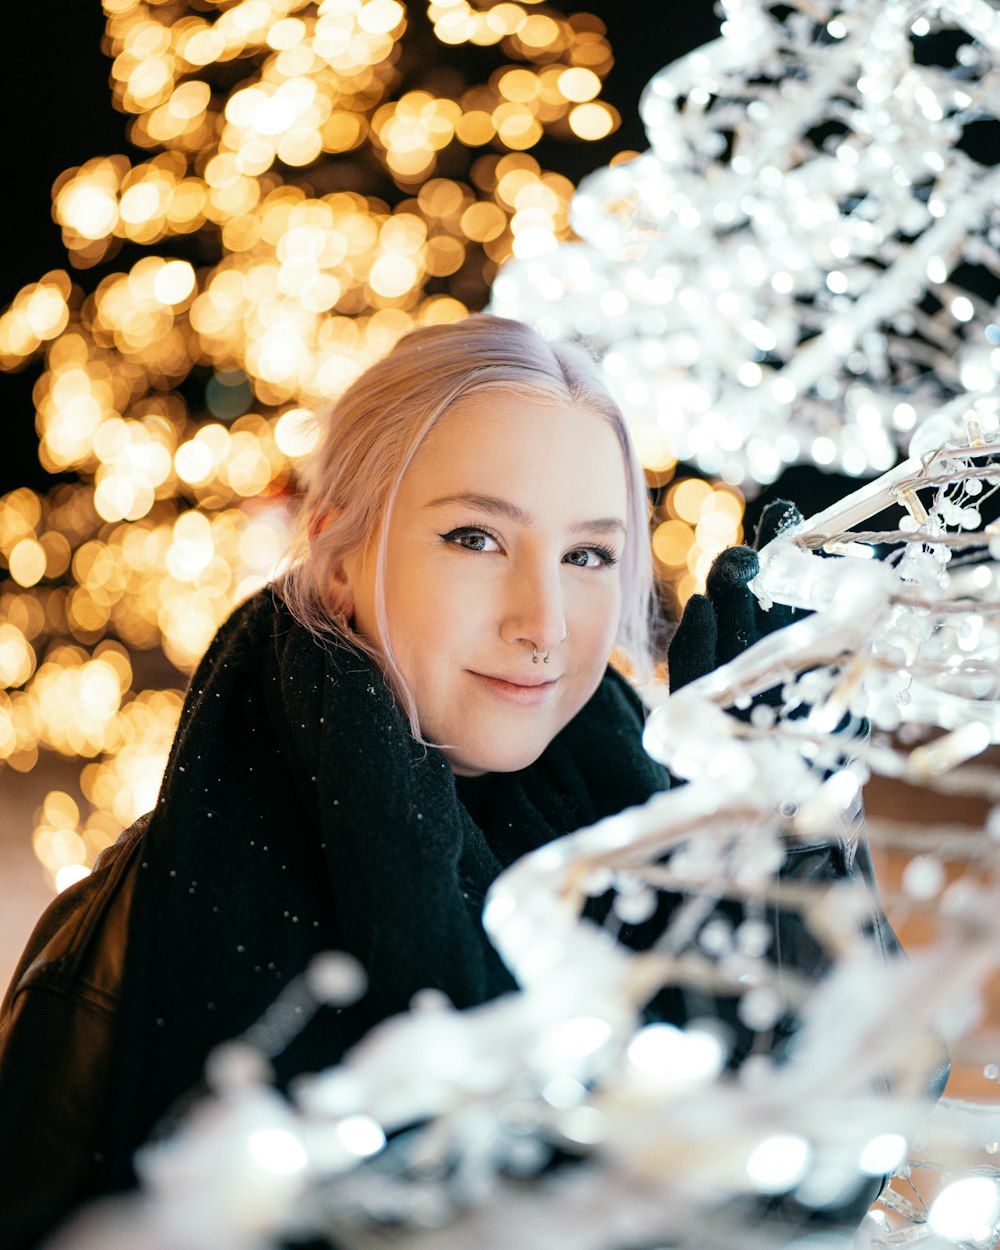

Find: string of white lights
51;405;1000;1250
490;0;1000;489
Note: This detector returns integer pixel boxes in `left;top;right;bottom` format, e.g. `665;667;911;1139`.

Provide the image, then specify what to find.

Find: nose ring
532;648;550;664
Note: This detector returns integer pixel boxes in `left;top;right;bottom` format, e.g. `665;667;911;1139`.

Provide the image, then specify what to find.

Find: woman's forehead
414;390;620;463
404;392;629;508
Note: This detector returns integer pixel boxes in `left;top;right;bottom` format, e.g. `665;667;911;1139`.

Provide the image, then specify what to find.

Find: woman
1;314;664;1241
0;315;911;1246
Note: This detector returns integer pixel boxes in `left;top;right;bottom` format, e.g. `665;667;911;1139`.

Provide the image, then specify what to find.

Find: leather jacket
0;815;147;1249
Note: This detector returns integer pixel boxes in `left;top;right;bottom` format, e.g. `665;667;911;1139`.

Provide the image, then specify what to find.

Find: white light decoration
52;401;1000;1250
247;1127;309;1176
333;1114;386;1159
626;1023;725;1087
35;6;1000;1248
745;1133;812;1193
490;0;1000;488
858;1132;908;1175
928;1176;1000;1242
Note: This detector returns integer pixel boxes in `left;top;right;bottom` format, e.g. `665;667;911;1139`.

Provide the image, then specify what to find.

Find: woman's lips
470;672;559;705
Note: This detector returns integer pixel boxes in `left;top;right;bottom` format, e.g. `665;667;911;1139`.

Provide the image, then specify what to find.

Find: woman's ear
308;504;330;542
337;547;366;622
341;534;382;642
308;505;355;620
330;565;355;621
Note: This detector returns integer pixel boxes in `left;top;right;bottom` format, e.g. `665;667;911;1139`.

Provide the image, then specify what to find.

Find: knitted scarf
103;589;668;1180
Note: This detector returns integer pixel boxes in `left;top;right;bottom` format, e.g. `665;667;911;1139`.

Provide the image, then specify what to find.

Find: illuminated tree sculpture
0;0;630;888
51;401;1000;1248
491;0;1000;490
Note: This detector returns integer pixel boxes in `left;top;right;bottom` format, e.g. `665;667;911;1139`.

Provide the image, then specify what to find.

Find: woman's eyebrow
425;492;626;535
426;492;531;524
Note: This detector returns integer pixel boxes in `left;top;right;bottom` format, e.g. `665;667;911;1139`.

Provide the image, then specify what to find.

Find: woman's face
343;391;630;775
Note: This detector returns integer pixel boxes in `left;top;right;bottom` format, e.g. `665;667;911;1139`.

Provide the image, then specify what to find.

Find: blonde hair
280;314;653;736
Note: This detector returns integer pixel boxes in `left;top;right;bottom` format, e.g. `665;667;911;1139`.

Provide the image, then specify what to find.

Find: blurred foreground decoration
0;0;630;888
54;399;1000;1249
491;0;1000;489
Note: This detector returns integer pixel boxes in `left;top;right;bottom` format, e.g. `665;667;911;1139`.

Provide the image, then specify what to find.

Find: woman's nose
500;562;568;655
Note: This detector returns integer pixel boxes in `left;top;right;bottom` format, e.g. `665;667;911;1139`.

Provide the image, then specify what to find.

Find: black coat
0;589;667;1246
0;590;935;1248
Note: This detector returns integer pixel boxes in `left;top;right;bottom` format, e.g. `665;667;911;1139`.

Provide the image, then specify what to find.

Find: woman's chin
445;739;548;777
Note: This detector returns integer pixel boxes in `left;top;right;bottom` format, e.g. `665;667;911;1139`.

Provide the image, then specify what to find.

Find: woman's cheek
578;581;622;661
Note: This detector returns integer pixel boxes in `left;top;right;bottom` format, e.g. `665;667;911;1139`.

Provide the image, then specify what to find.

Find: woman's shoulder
191;585;364;684
190;585;281;674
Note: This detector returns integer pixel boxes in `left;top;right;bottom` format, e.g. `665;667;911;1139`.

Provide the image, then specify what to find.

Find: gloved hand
667;498;803;693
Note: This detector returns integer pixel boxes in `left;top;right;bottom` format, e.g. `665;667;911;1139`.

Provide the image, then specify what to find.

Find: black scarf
103;589;667;1179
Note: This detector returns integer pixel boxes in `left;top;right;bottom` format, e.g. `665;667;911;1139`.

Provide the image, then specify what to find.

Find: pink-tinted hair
280;314;653;737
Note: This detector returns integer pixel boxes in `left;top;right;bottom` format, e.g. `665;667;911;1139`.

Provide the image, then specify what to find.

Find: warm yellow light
519;14;560;47
460;202;507;242
8;539;48;588
486;3;526;36
0;625;35;688
266;17;307;50
670;478;714;524
419;295;468;324
125;58;174;110
153;260;196;304
274;407;319;458
652;520;693;568
167;80;211;120
494;102;542;150
568;101;616;140
34;827;87;870
358;0;405;34
167;511;215;582
94;478;136;523
558;67;601;103
381;214;427;255
631;426;677;474
254;93;298;137
368;253;419;298
696;511;739;551
690;546;714;581
56;865;91;892
425;235;465;276
43;790;80;828
322;111;365;152
61;185;119;240
703;489;745;522
3;0;620;882
23;285;70;340
179;24;226;66
232;0;272;36
499;69;539;103
279;129;323;166
455;110;496;146
120;182;162;225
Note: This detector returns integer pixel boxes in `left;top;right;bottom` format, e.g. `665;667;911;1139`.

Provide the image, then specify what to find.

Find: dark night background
0;2;724;493
17;3;987;532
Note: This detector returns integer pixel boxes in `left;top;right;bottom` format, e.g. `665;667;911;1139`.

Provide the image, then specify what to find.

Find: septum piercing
532;648;550;664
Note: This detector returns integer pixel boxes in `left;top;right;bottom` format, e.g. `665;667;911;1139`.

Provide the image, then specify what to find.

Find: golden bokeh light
652;479;745;602
669;477;714;524
1;0;730;893
0;624;36;688
8;539;47;588
568;100;617;140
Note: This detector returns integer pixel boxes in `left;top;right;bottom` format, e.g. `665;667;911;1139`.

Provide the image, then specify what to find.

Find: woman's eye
564;545;618;568
441;527;501;553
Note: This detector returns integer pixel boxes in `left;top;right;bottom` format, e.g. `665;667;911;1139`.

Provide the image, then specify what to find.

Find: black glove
667;498;803;693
